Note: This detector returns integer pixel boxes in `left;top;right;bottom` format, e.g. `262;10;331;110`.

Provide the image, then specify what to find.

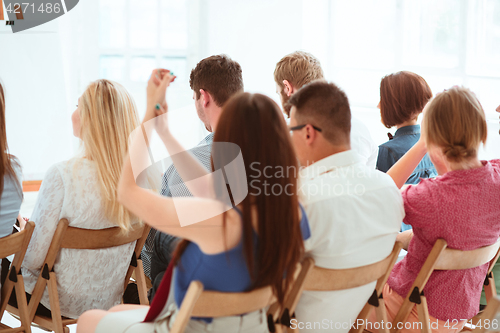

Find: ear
283;80;295;97
303;124;318;146
199;89;210;108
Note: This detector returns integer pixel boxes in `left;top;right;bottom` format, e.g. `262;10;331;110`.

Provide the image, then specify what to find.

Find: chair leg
15;275;32;333
417;296;431;333
376;299;390;333
485;273;497;304
47;272;64;333
135;260;149;305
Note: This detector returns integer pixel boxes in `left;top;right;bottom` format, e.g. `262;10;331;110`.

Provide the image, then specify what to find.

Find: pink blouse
388;159;500;321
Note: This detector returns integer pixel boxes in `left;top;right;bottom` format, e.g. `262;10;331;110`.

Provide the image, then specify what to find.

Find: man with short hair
142;55;244;299
274;51;379;168
287;81;404;332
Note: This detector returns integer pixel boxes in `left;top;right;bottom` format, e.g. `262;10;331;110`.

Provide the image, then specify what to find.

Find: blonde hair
422;86;487;163
80;79;140;231
274;51;324;90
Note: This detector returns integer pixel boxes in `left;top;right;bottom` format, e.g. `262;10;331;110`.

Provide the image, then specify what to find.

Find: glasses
289;124;322;132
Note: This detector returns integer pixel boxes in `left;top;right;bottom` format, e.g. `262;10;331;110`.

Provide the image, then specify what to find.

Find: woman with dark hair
376;71;437;231
77;70;310;333
0;81;23;294
0;81;23;238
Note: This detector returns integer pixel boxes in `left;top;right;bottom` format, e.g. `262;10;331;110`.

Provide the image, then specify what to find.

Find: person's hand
153;101;170;137
145;69;176;123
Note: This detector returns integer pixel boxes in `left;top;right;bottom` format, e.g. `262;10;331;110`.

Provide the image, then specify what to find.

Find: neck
396;119;418;129
306;144;350;167
448;157;483;172
208;107;222;132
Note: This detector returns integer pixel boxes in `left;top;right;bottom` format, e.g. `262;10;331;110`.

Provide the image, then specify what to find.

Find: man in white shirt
287;81;404;332
274;51;378;168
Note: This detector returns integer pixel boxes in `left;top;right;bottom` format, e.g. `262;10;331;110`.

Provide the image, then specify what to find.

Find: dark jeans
149;232;179;301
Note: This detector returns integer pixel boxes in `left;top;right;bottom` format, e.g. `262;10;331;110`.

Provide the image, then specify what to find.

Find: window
324;0;500;159
92;0;204;153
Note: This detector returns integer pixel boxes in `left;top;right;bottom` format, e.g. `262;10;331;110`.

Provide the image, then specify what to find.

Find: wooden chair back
7;219;150;333
391;238;500;333
169;280;277;333
268;243;402;333
0;221;35;333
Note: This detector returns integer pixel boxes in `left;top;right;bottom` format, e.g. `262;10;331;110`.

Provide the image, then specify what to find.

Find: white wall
1;20;74;180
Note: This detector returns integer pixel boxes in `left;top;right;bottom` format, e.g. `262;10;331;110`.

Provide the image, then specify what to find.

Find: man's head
287;81;351;167
190;55;243;132
274;51;324;117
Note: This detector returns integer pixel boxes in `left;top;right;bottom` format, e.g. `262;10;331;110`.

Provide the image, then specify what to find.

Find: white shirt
294;150;404;332
351;117;378;169
22;158;136;319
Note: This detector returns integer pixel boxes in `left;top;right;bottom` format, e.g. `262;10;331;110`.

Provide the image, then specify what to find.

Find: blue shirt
376;125;437;184
174;204;311;322
376;125;437;231
0;160;22;238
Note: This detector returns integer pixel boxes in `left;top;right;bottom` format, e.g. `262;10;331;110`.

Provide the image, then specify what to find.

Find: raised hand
145;69;176;123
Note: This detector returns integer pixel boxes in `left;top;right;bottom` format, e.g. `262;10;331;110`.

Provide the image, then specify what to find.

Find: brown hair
422;86;487;163
288;80;351;146
173;93;304;306
189;55;243;107
379;71;433;128
0;82;21;198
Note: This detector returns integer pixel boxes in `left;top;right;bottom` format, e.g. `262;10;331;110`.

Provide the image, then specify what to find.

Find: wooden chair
167;280;276;333
272;242;403;333
7;218;150;333
391;238;500;333
0;221;35;333
471;295;500;333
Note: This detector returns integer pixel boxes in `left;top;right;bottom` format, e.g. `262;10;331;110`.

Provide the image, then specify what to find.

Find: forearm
396;230;414;251
387;140;427;189
158;130;215;199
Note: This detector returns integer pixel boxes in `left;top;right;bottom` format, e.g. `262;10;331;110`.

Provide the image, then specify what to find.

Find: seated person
76;70;310;333
286;81;404;333
274;51;379;168
367;87;500;333
146;55;243;300
10;79;141;318
0;81;24;292
376;71;438;231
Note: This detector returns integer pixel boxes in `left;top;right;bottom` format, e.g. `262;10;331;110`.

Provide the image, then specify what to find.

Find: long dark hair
0;82;21;197
173;93;304;306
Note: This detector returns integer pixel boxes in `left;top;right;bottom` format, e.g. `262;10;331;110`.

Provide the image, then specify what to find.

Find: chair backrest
169;281;276;333
391;238;500;333
305;242;402;291
0;221;35;333
435;239;500;271
473;296;500;333
27;219;150;322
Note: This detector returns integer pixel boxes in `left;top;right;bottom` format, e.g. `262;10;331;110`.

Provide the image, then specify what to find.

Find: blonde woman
9;80;140;318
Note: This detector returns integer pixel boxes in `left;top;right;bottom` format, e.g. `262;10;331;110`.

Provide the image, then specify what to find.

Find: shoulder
489;159;500;169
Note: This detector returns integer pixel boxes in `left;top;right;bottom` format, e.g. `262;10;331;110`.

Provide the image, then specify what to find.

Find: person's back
22;158;136;318
376;71;437;184
21;79;141;318
389;158;500;320
369;86;500;333
286;81;403;332
0;83;23;239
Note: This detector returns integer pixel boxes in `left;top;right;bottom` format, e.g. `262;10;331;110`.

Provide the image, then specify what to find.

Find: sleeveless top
173;204;311;322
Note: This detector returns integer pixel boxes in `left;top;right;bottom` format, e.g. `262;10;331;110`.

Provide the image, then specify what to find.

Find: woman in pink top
367;86;500;333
